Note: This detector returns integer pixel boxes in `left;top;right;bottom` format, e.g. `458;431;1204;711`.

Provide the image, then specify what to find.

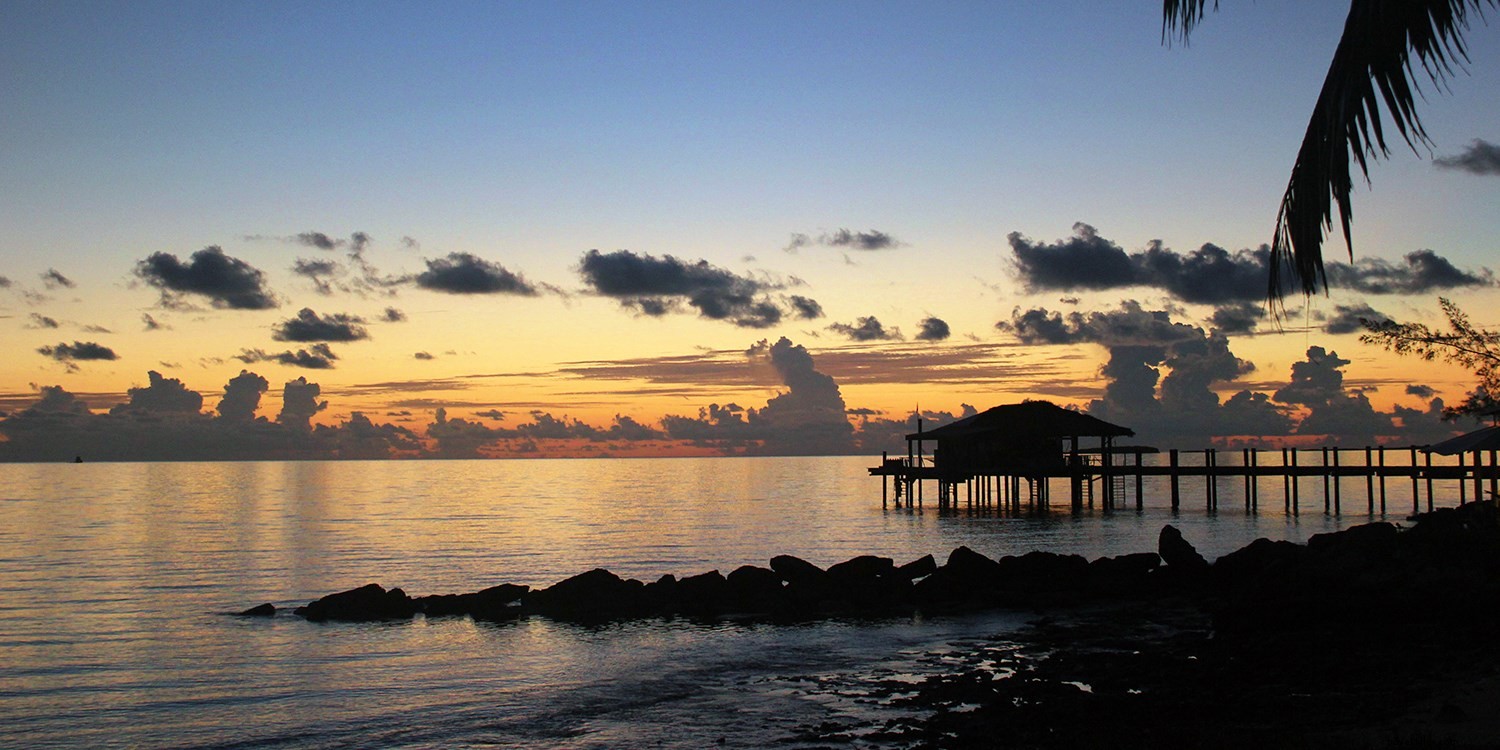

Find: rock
1087;552;1161;595
827;555;895;584
894;554;938;582
726;565;786;612
912;546;1004;608
236;602;276;617
1158;526;1209;573
296;583;418;622
769;555;826;587
675;570;729;615
642;574;679;612
523;569;645;620
419;583;528;619
1213;538;1303;590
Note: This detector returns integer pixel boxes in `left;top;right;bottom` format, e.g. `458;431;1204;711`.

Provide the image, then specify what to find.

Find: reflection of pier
869;403;1500;514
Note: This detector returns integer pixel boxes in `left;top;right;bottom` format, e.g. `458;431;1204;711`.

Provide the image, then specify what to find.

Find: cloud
142;313;168;331
38;341;119;367
135;246;279;310
291;258;341;295
41;269;75;290
829;316;901;341
785;228;903;252
1319;303;1389;335
381;307;406;322
1435;139;1500;176
915;316;951;341
1209;303;1265;335
578;249;787;328
788;295;824;320
414;252;539;295
999;300;1203;347
236;343;338;369
272;308;370;342
413;351;435;360
1406;384;1437;399
1009;224;1490;303
217;370;268;421
278;377;327;430
26;313;60;329
295;231;340;250
112;370;203;414
474;409;507;420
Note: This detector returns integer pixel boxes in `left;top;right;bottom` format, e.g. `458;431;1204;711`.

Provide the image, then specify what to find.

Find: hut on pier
876;400;1137;508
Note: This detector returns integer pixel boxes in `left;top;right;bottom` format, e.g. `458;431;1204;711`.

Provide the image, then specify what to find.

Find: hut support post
1169;449;1180;510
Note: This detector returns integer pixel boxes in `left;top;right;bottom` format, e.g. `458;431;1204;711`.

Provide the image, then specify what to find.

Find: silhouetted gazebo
906;400;1134;476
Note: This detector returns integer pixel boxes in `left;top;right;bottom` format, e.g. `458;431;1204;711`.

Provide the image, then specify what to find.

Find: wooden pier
871;444;1500;514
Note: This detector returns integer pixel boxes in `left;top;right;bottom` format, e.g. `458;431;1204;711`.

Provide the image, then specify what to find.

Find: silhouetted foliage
1360;297;1500;418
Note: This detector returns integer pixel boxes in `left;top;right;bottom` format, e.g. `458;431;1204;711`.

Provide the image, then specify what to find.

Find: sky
2;1;1498;460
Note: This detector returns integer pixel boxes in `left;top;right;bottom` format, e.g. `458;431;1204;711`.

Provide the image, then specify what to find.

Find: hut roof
906;401;1134;441
1428;426;1500;455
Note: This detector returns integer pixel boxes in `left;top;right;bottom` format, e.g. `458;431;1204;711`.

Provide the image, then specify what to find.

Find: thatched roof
905;401;1133;441
1429;426;1500;455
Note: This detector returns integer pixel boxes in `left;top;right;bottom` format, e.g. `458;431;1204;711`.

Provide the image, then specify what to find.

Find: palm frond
1162;0;1218;43
1268;0;1494;306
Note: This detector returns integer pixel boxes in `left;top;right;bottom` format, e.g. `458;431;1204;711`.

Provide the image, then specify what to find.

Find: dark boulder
827;555;895;584
726;565;786;613
913;546;1004;608
523;569;645;620
675;570;729;615
1087;552;1161;595
296;583;418;622
1213;538;1303;591
1158;526;1209;574
419;583;528;619
894;554;938;583
642;574;679;612
769;555;826;587
236;602;276;617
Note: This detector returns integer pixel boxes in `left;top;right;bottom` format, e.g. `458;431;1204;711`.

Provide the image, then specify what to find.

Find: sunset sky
3;2;1498;459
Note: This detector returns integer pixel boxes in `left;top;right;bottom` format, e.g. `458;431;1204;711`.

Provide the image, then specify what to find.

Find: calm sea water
0;455;1449;748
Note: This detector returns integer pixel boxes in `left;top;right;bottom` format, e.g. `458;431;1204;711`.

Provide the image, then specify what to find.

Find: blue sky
2;1;1498;458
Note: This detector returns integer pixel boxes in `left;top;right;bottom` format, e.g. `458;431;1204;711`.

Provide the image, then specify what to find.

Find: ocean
0;455;1441;748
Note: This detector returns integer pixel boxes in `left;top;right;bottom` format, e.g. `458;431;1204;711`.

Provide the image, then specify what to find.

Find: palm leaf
1165;0;1494;306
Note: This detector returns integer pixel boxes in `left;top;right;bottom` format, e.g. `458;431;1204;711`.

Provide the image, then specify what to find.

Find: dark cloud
236;343;338;369
1319;303;1390;335
41;269;75;290
788;295;824;320
295;231;339;250
578;249;786;328
1209;303;1265;335
218;370;268;421
381;307;406;322
474;409;506;420
1434;139;1500;176
82;324;112;334
135;246;278;310
1406;384;1437;399
272;308;370;343
0;276;11;288
38;340;118;365
291;258;341;295
829;316;901;341
1010;224;1490;303
415;252;539;295
1325;250;1492;295
26;313;60;329
915;317;951;341
112;370;203;414
999;300;1203;347
413;351;435;360
785;228;902;252
278;377;327;430
142;313;168;331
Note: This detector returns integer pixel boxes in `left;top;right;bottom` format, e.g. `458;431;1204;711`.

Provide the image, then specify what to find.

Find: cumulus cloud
1009;223;1490;304
1209;303;1265;335
112;370;203;414
236;343;338;369
278;377;327;430
415;252;539;295
785;228;902;252
135;246;278;310
578;249;788;328
915;316;951;341
413;351;435;360
41;269;75;290
381;307;406;322
1435;139;1500;176
142;313;168;331
218;370;268;421
291;258;341;295
999;300;1203;347
272;308;370;342
829;316;901;341
26;313;60;329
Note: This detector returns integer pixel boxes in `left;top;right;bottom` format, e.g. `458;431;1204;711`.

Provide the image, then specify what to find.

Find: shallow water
0;455;1445;747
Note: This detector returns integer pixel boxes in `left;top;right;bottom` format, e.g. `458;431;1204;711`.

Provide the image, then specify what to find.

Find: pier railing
870;445;1500;515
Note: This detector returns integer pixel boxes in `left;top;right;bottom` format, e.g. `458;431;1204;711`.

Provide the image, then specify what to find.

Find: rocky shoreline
242;500;1500;747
